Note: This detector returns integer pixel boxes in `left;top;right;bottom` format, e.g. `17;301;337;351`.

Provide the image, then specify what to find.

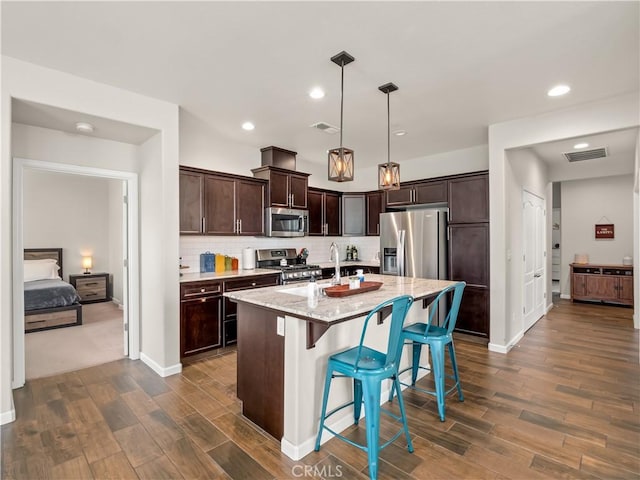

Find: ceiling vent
310;122;340;134
563;147;608;162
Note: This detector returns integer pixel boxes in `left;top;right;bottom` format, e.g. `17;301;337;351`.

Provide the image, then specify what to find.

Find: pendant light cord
340;62;344;148
386;92;390;167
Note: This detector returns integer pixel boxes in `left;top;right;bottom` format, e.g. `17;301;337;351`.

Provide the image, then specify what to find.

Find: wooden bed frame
24;248;83;333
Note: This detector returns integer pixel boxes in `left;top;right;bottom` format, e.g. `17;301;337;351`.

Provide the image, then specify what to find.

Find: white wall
489;92;640;351
22;169;118;282
560;175;635;297
504;148;550;343
1;56;180;423
180;108;489;192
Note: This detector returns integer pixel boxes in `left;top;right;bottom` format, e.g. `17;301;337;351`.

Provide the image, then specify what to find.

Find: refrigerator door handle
398;230;406;277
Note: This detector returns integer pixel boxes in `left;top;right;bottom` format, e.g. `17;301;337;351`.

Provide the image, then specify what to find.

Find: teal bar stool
390;282;466;422
314;295;415;480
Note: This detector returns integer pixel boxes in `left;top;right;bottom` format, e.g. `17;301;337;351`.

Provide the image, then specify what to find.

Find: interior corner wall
1;55;180;423
560;175;635;297
489;92;640;351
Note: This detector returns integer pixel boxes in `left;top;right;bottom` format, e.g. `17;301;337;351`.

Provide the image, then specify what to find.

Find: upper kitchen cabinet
179;166;266;236
366;191;384;236
385;179;448;208
342;194;366;236
308;187;341;236
448;173;489;223
179;169;204;234
252;166;309;209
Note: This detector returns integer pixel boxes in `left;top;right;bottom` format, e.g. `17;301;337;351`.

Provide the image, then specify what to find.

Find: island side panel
236;302;284;440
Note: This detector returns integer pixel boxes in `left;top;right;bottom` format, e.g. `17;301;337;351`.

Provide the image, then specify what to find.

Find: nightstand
69;273;111;304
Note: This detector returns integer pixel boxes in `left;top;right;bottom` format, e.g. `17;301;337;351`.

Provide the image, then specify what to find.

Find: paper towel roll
242;248;256;270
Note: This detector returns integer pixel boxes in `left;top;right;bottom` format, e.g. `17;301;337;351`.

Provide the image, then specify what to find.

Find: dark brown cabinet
180;280;223;356
179;170;204;234
447;172;490;338
308;188;341;236
448;174;489;223
385;180;448;208
252;166;309;209
180;167;266;236
366;191;384;236
223;273;280;346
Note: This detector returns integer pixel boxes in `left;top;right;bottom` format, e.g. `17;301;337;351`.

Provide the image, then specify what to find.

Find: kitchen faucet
329;242;341;285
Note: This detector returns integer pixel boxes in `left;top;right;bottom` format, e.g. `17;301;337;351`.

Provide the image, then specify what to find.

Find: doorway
522;190;546;331
12;158;140;388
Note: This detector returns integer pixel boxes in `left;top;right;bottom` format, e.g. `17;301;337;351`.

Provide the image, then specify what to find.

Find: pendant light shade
378;82;401;190
328;51;355;182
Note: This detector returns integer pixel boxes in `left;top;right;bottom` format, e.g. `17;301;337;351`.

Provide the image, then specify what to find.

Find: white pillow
24;261;60;282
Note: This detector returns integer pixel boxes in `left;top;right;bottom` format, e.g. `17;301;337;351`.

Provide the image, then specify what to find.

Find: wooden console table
570;263;633;307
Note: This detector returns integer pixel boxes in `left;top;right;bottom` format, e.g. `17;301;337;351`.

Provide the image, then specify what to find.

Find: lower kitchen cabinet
180;273;281;357
180;281;223;356
223;273;280;346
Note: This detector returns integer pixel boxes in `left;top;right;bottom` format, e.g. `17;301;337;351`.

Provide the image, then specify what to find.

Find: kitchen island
224;274;456;460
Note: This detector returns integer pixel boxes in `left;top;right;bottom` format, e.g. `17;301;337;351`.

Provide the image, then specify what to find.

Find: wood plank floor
2;299;638;479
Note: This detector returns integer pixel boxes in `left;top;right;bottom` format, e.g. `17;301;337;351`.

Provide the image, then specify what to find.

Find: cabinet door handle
201;288;206;293
291;193;294;206
201;298;206;303
239;219;242;234
202;217;206;233
377;223;379;235
251;282;257;286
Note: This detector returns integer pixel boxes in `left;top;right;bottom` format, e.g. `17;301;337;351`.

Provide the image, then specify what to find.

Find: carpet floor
25;301;125;380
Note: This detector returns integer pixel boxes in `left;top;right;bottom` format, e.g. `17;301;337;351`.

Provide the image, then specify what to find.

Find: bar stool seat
314;295;415;480
390;282;466;422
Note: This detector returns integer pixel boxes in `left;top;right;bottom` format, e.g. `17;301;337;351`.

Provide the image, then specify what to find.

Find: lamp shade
82;256;93;274
328;147;354;182
378;162;401;190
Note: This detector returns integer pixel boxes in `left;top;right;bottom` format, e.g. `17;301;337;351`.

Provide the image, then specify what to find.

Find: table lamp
82;256;93;274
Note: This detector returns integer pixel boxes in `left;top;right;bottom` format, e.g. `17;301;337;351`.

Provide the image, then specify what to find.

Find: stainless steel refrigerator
380;208;448;280
380;208;449;324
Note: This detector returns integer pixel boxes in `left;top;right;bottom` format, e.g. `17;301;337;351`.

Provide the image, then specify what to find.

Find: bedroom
22;167;125;378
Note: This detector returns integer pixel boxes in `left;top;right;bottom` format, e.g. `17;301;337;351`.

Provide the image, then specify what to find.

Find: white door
523;191;546;331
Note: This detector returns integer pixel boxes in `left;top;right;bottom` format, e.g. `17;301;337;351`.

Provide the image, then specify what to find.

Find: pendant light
328;51;355;182
378;82;401;190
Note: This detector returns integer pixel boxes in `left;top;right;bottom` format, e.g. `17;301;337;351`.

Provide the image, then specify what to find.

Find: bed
24;248;83;333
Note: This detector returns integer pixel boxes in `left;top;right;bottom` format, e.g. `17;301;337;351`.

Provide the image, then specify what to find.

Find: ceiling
2;1;639;167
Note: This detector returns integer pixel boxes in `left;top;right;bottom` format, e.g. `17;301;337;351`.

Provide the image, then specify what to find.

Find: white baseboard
560;293;571;299
1;408;16;425
546;302;554;313
282;368;426;460
140;352;182;377
489;329;523;354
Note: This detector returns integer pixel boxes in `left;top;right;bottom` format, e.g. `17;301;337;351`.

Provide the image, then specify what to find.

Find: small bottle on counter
215;254;225;273
346;245;352;261
352;246;358;261
231;257;239;271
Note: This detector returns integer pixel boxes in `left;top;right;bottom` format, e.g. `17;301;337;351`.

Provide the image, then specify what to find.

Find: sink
277;284;328;297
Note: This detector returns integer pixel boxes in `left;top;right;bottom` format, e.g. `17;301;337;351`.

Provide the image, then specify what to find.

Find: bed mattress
24;279;81;311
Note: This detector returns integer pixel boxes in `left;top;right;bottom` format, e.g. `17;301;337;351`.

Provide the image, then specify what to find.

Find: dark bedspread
24;279;81;311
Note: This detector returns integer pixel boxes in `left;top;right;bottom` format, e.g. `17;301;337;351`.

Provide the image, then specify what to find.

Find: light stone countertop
224;274;457;324
179;268;281;283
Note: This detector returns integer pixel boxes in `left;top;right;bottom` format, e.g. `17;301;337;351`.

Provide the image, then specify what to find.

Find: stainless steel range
255;248;322;284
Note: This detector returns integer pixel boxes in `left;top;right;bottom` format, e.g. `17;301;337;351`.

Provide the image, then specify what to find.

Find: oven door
266;207;308;237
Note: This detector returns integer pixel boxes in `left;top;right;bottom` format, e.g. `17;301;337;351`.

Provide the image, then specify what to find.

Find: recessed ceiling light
75;122;94;133
393;129;407;136
547;85;571;97
309;87;325;99
242;122;255;131
573;142;589;149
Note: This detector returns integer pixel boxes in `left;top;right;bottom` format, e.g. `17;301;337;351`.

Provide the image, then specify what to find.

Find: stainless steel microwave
265;207;308;237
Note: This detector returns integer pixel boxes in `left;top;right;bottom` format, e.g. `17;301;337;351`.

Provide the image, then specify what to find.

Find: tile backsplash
180;235;381;270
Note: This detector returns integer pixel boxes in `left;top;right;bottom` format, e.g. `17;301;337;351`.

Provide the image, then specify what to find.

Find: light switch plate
277;316;285;336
